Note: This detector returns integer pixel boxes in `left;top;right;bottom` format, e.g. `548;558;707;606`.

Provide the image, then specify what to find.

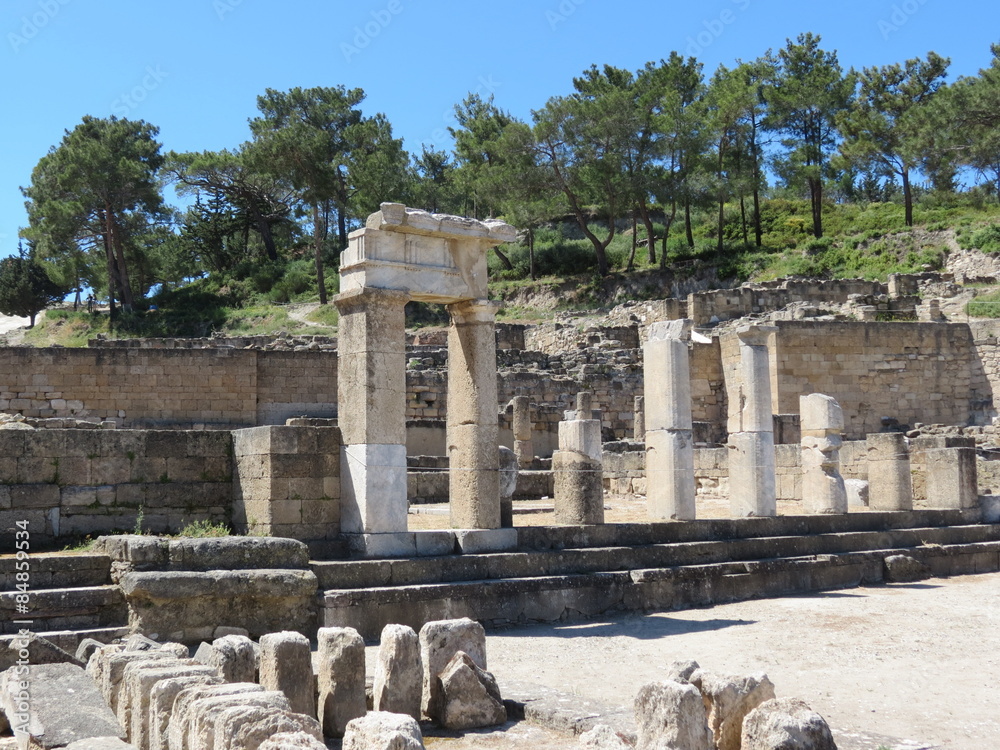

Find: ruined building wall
0;429;232;544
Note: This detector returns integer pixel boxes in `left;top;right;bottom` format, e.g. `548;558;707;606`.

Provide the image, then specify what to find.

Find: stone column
914;436;978;509
800;393;848;514
447;299;502;529
866;433;913;511
729;325;778;517
334;287;410;534
553;392;604;524
512;396;534;468
643;320;696;521
633;396;645;443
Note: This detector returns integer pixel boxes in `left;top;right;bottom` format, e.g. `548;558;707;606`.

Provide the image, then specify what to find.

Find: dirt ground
415;572;999;750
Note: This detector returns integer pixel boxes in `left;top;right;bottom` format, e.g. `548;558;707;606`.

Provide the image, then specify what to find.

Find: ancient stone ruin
3;204;1000;749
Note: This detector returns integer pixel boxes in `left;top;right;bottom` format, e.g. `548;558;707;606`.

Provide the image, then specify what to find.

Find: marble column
800;393;848;514
729;325;778;517
447;299;502;529
553;392;604;525
512;396;534;468
644;319;696;521
866;432;913;511
334;287;410;534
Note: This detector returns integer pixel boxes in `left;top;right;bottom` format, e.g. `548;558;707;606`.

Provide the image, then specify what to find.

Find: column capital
735;324;778;346
446;298;501;323
647;318;693;342
333;287;410;312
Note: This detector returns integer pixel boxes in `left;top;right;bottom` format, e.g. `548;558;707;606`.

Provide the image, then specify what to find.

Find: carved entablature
339;203;517;304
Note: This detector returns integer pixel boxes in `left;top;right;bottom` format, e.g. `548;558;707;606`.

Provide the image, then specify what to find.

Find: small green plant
177;519;231;538
62;535;96;552
133;506;146;535
159;472;171;483
126;451;135;462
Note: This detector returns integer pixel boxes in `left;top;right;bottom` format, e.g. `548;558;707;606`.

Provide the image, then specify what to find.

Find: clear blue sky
2;0;998;258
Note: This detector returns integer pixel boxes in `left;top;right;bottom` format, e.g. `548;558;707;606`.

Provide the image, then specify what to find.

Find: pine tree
0;243;66;327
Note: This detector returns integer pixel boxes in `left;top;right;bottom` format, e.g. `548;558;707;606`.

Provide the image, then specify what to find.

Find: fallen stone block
62;738;136;750
101;650;175;714
1;663;125;749
187;690;290;750
690;670;775;750
741;697;837;750
149;674;223;750
317;626;366;738
664;660;700;684
125;662;216;750
883;554;931;583
194;635;257;683
259;631;315;719
438;651;506;730
117;657;188;740
213;707;322;750
257;732;328;750
168;683;264;750
0;632;84;672
418;617;487;720
342;712;425;750
373;624;421;720
125;634;162;652
578;724;632;750
76;638;107;665
634;680;712;750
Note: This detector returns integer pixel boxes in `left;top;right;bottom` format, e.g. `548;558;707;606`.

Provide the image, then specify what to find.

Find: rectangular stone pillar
644;320;696;521
729;325;778;517
511;396;533;468
447;300;501;529
914;436;978;510
866;433;913;511
553;392;604;525
800;393;848;514
334;287;410;534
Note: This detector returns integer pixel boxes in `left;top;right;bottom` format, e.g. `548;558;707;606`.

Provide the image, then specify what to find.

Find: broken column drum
553;392;605;525
866;432;913;511
729;326;778;518
643;320;696;521
799;393;848;514
512;396;534;468
336;203;516;534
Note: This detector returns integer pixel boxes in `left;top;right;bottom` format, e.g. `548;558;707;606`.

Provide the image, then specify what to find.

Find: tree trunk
810;178;824;238
108;210;135;313
902;169;913;227
337;206;348;249
493;246;514;271
312;203;327;305
739;196;748;245
752;185;762;248
252;211;278;261
684;197;694;247
528;226;536;280
637;202;656;266
717;200;725;255
99;209;119;318
626;209;638;272
659;201;677;270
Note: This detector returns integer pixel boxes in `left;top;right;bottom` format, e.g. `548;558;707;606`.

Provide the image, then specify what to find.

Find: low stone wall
101;535;317;642
0;429;231;546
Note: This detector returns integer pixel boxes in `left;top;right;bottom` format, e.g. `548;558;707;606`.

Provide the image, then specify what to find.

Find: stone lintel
363;202;516;245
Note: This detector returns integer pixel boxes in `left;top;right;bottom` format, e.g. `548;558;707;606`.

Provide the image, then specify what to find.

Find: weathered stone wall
0;429;232;545
687;279;887;325
721;322;992;440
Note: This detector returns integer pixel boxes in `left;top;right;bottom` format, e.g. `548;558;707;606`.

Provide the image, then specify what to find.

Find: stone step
311;523;1000;590
0;553;113;592
321;540;1000;639
0;585;127;635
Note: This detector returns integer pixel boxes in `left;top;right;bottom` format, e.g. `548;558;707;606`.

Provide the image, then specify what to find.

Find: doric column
800;393;848;514
334;287;410;534
553;392;604;525
729;325;778;517
644;320;696;521
866;433;913;511
511;396;534;468
446;299;501;529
